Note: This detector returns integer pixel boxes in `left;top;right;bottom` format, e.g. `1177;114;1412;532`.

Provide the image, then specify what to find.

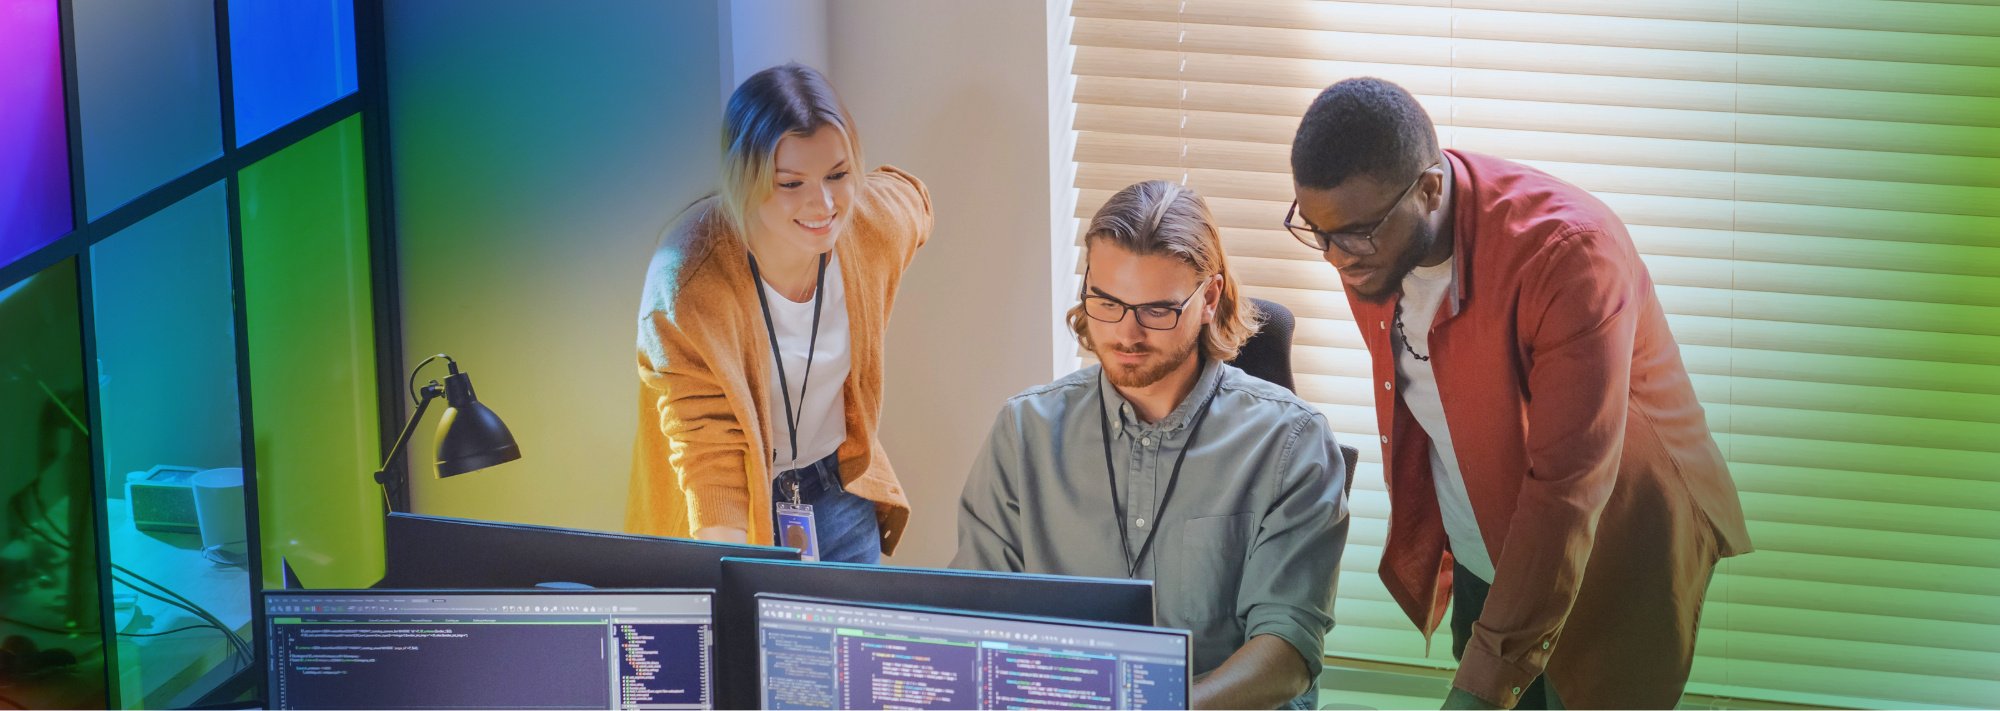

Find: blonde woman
628;63;930;563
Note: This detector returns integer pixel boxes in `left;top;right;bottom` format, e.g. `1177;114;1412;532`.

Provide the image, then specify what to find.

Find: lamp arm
372;383;442;513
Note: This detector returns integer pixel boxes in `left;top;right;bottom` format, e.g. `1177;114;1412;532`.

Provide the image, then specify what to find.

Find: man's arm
948;408;1025;572
1192;634;1312;710
1451;231;1639;707
1199;411;1350;708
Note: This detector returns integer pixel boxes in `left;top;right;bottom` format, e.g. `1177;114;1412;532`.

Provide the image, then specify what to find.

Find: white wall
828;1;1058;567
386;0;723;527
383;1;1059;563
721;0;829;90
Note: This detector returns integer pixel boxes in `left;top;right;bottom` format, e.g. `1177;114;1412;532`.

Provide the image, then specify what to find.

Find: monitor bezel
378;511;800;589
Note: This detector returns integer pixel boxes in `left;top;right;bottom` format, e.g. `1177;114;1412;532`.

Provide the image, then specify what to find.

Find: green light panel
238;115;383;589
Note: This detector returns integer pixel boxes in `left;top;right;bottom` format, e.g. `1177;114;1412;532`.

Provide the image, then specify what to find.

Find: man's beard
1098;332;1202;389
1353;220;1440;305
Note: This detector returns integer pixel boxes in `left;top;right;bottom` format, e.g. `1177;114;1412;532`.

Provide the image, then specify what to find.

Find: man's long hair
1068;180;1261;361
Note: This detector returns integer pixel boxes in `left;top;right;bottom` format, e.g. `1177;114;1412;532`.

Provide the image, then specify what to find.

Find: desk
105;498;253;708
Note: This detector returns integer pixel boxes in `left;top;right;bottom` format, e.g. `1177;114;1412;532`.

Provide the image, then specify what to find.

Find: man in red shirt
1288;77;1753;709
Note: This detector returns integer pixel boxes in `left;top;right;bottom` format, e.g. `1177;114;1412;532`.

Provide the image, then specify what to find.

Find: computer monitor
755;594;1190;710
377;512;800;589
263;589;715;710
714;558;1154;709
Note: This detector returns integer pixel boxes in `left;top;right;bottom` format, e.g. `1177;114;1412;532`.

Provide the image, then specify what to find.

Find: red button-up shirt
1349;150;1753;708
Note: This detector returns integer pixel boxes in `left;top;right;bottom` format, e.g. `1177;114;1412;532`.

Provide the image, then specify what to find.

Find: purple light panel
0;0;74;267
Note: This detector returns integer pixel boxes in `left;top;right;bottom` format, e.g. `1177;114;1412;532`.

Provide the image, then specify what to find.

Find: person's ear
1422;167;1447;212
1202;273;1223;322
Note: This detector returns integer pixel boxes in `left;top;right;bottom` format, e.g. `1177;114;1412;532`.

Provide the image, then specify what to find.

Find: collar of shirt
1095;356;1224;440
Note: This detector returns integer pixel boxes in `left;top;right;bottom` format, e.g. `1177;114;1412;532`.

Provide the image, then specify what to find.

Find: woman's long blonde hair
1068;180;1261;361
715;63;864;239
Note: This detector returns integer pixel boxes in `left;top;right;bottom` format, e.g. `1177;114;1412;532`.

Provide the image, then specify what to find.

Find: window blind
1062;1;2000;707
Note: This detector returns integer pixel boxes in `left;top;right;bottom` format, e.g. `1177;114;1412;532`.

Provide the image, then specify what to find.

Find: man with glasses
952;180;1350;710
1288;78;1752;710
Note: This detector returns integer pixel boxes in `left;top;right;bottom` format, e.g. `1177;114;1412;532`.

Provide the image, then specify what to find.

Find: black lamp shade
433;369;521;478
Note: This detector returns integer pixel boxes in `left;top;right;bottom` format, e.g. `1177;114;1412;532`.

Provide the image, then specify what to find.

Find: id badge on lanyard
771;456;820;561
751;250;830;561
775;500;820;561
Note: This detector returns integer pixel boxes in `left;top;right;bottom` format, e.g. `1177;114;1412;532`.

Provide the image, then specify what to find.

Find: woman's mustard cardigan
626;167;931;554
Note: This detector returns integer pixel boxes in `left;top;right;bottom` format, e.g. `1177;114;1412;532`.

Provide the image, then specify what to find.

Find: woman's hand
694;526;750;544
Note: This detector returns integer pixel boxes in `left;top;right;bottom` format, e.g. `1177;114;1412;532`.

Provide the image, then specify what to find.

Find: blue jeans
771;453;881;564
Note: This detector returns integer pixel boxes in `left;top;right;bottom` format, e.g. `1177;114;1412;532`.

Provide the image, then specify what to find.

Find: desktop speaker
192;467;247;558
125;465;202;534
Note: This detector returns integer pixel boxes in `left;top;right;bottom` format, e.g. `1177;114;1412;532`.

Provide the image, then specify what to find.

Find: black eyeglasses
1080;285;1202;331
1285;163;1438;256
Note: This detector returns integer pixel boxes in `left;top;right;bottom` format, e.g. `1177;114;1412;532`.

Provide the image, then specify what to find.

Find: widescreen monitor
714;557;1154;708
755;593;1189;710
263;588;714;710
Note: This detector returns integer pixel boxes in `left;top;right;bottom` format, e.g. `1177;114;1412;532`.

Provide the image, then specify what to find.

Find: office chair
1231;297;1296;394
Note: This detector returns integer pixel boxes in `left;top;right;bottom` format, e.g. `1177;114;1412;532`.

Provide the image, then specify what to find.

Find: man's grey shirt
951;359;1350;679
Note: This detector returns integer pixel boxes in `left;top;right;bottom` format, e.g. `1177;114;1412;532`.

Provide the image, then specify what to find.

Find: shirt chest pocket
1175;512;1254;622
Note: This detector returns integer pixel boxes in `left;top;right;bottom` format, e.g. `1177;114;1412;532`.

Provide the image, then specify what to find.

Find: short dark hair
1290;77;1439;190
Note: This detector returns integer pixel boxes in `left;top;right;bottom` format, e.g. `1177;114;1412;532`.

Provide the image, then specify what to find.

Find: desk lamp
372;354;519;513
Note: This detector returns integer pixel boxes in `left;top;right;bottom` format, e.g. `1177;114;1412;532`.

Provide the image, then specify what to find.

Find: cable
15;502;241;663
0;614;83;636
114;570;250;664
34;378;89;435
116;573;250;660
18;492;252;663
117;624;217;638
407;353;451;404
201;545;247;568
26;480;239;644
7;501;249;675
24;474;255;669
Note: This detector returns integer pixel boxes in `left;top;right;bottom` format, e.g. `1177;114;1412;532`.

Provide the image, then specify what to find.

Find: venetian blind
1062;1;2000;707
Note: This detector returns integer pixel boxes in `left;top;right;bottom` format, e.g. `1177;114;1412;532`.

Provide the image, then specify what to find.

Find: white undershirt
760;253;850;473
1396;257;1496;583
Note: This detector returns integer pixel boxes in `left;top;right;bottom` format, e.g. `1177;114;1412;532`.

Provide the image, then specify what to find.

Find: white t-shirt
759;253;851;473
1396;257;1497;583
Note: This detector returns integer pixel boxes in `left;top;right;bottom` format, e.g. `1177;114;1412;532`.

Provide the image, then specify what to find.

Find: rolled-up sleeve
1238;411;1350;679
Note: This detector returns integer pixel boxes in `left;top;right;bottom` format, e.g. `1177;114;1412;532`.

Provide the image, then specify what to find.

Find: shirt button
1383;381;1392;390
1140;436;1152;446
1543;641;1551;650
1379;320;1386;330
1512;687;1522;696
1380;435;1389;444
1135;518;1147;528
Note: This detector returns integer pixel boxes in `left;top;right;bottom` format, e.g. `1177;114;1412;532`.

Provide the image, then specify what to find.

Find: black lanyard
748;251;830;465
1097;367;1221;579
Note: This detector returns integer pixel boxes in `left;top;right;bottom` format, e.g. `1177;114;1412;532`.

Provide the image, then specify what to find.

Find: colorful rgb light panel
239;115;384;589
0;0;73;266
228;0;359;145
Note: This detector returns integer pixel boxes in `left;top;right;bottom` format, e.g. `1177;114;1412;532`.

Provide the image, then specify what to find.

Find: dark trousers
1451;563;1563;709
